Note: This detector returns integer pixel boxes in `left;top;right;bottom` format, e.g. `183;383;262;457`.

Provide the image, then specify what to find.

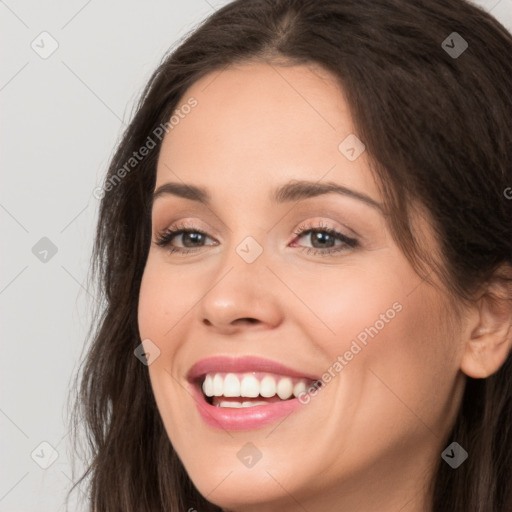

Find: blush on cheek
317;292;403;355
138;266;179;336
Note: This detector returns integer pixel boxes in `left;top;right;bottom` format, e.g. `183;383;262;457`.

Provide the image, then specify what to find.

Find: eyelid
292;219;353;238
154;219;218;239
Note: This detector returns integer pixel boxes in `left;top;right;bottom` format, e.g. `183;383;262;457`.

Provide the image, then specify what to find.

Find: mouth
187;356;321;430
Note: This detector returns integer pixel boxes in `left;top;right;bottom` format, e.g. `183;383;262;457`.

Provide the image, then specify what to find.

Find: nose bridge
220;206;272;277
224;218;274;289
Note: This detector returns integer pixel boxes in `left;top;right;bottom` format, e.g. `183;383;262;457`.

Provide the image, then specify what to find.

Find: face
138;62;467;512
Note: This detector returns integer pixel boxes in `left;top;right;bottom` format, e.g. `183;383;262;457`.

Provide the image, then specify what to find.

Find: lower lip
190;384;304;431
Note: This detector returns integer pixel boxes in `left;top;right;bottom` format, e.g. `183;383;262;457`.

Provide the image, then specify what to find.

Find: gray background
1;1;510;510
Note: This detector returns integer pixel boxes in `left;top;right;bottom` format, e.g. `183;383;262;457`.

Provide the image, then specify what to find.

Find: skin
137;61;512;512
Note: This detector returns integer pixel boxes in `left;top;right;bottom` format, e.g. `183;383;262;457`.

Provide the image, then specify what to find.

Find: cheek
335;280;460;449
137;259;197;436
297;259;459;429
286;260;407;356
138;257;193;340
138;272;162;341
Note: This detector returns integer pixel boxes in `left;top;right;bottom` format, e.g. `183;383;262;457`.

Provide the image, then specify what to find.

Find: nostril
236;318;259;325
201;317;259;328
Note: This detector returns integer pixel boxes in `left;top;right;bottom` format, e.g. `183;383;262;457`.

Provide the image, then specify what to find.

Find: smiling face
137;61;468;512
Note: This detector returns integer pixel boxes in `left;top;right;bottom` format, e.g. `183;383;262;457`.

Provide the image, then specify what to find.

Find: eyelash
154;221;358;257
292;222;358;256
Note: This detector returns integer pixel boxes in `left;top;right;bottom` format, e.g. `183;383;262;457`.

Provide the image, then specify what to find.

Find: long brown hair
67;0;512;510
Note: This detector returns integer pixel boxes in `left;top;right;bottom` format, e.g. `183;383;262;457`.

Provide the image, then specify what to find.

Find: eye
154;220;358;257
291;221;358;256
154;223;217;255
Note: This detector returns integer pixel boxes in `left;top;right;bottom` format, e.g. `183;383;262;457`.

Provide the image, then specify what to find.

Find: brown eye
291;225;358;256
155;226;217;254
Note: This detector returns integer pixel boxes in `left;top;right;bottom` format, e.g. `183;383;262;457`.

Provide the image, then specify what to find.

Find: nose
196;244;284;335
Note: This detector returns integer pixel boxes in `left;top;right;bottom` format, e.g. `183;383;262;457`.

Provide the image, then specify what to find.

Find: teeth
260;376;276;397
202;374;213;396
201;372;312;401
213;374;224;396
277;377;293;400
223;373;240;397
216;401;268;408
242;401;268;407
293;380;307;398
217;401;242;408
240;375;260;397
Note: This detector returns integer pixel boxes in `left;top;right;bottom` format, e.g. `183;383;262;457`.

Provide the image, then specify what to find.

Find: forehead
155;61;380;204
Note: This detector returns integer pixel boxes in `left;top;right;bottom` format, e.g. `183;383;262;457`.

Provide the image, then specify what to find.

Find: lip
187;355;320;382
187;356;319;431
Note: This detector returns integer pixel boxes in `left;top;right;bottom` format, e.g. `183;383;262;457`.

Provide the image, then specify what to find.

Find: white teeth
260;375;277;397
240;375;260;397
218;401;242;408
293;380;307;398
201;372;312;401
277;377;293;400
223;373;240;397
216;401;268;408
241;401;267;407
213;374;224;396
202;374;213;396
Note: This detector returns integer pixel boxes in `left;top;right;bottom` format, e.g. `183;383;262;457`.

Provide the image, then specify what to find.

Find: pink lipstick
187;356;320;431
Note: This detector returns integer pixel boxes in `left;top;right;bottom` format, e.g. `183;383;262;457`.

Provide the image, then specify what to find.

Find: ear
460;270;512;379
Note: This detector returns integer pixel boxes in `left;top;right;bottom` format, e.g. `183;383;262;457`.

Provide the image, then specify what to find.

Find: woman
69;0;512;510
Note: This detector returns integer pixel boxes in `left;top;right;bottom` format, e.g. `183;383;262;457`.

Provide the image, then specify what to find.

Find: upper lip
187;356;320;383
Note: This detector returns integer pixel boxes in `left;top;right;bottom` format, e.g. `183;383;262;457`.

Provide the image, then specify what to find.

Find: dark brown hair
68;0;512;510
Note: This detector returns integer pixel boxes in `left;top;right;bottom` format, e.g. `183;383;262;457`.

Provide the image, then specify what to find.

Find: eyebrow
152;180;382;211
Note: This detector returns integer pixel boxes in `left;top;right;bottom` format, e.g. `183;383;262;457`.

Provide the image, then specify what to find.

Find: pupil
183;232;203;247
311;232;334;248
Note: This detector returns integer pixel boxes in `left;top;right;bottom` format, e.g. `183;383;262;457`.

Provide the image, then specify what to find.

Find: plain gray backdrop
1;1;511;510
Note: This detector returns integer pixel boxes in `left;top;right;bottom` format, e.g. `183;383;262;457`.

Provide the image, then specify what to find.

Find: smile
187;356;320;430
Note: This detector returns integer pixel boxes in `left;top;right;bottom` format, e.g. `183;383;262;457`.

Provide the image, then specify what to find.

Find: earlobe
460;275;512;379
